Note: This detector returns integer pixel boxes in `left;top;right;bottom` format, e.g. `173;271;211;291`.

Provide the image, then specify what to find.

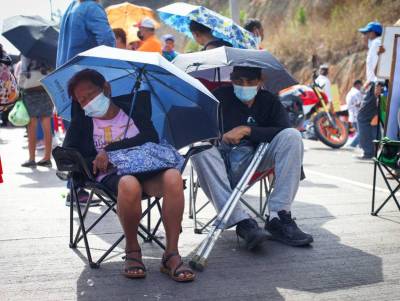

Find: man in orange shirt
137;17;162;54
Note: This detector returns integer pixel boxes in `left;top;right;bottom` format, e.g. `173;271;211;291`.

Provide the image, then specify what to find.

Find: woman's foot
122;249;146;279
160;252;195;282
37;159;52;167
21;160;36;168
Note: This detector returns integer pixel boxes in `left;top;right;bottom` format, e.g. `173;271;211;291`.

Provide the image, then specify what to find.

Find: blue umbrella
157;2;257;49
41;46;219;149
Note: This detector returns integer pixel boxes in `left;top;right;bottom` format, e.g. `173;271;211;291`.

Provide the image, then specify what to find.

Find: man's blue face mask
233;84;259;103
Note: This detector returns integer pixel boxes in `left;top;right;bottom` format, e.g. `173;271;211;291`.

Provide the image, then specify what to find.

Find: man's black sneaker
236;218;268;250
265;211;313;247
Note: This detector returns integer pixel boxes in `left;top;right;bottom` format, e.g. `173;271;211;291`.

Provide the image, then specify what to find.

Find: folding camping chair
53;145;210;268
188;146;275;234
371;138;400;215
371;91;400;216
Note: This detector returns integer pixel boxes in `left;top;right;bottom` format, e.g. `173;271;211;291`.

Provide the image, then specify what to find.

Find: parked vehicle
279;83;348;148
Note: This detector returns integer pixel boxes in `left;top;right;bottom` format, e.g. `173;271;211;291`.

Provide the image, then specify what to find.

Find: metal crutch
189;142;269;271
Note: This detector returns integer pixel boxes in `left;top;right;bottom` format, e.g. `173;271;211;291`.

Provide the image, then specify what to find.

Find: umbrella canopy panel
106;2;159;30
41;46;220;149
2;15;59;66
173;46;298;94
158;2;257;49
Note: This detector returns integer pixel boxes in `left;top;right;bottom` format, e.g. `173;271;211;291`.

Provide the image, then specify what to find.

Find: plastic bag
8;100;30;126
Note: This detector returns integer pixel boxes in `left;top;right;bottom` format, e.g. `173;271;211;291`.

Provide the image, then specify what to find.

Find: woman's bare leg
143;169;184;253
117;175;143;252
40;116;52;161
27;117;38;161
143;169;194;280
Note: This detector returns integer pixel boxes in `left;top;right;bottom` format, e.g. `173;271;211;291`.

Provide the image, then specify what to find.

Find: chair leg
95;234;125;268
371;161;378;215
72;184;94;266
189;166;194;219
69;183;74;248
73;189;95;246
372;163;400;215
144;198;152;242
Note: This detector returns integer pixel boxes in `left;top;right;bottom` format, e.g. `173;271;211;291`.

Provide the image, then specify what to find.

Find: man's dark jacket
213;86;290;143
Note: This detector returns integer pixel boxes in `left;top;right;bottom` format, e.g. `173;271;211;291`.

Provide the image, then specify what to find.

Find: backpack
0;55;18;111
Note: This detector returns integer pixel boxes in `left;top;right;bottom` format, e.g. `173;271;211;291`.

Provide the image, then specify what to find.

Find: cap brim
358;27;369;33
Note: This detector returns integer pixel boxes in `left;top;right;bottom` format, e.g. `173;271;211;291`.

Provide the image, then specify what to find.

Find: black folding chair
53;145;211;268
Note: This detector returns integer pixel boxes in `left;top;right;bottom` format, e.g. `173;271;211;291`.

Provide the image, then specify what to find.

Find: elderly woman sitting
64;69;194;282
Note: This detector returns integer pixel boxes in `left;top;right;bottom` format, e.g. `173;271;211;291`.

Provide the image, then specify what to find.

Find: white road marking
306;169;391;193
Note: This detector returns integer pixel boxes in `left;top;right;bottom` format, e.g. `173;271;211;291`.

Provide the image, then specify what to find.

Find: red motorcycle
279;83;348;148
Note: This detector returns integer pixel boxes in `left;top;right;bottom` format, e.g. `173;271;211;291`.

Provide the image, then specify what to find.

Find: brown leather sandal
160;252;195;282
122;249;146;279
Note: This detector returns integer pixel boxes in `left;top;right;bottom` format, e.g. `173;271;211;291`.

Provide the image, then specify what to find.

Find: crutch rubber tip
189;257;207;271
371;212;378;216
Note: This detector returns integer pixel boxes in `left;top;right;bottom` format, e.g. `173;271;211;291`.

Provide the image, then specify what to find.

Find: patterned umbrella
157;2;257;49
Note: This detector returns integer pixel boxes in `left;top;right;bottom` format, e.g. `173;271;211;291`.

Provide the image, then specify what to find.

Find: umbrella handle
124;68;144;139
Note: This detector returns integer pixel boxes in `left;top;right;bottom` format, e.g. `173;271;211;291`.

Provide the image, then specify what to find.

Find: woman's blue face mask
83;92;110;118
233;84;259;103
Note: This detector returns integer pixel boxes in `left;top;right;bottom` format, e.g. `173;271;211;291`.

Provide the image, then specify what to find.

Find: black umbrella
173;46;297;94
2;15;59;67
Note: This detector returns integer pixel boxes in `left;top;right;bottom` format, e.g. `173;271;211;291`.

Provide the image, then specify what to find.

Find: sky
0;0;70;54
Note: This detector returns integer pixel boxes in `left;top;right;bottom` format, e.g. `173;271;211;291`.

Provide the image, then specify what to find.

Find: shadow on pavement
74;201;383;301
16;169;65;188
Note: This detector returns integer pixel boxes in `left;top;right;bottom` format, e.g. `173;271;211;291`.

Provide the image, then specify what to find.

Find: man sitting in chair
64;69;195;282
191;66;313;250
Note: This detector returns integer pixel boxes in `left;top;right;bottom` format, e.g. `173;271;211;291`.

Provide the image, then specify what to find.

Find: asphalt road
0;127;399;301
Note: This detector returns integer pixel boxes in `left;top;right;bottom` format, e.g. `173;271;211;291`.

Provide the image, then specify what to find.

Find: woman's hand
222;126;251;145
92;150;109;174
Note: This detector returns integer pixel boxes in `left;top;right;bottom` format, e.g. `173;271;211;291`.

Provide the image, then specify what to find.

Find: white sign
385;35;400;139
377;26;400;79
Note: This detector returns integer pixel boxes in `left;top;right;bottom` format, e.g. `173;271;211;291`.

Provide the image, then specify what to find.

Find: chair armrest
180;144;213;172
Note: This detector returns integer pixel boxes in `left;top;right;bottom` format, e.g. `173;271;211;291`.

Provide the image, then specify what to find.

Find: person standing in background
161;34;179;61
19;56;54;168
189;20;232;51
113;28;127;49
345;80;363;148
136;18;162;54
315;64;333;104
57;0;116;69
358;21;383;91
244;18;264;49
356;21;383;160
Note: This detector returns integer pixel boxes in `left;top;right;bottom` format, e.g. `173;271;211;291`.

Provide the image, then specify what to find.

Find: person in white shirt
345;80;363;147
315;64;333;105
356;21;383;160
358;21;382;90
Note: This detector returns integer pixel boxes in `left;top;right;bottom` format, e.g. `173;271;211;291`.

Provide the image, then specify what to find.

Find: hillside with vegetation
249;0;399;99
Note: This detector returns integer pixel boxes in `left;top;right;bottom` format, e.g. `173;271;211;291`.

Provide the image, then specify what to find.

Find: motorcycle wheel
313;112;348;148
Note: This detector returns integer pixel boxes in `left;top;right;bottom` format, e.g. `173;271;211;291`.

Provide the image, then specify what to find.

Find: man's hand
92;150;109;175
222;126;251;145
